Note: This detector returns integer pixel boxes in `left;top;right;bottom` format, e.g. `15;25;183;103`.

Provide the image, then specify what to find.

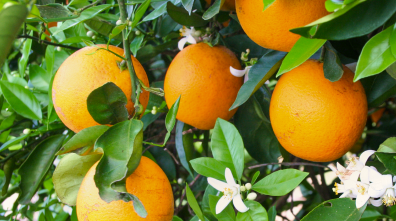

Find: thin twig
248;162;329;170
164;148;180;165
290;189;300;221
175;175;201;214
17;35;80;50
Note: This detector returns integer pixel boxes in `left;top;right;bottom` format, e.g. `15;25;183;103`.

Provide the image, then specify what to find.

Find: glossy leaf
378;137;396;153
54;4;112;35
268;206;276;221
202;0;221;20
224;35;268;58
391;24;396;57
323;41;344;82
190;157;227;181
175;121;195;177
252;169;308;196
0;4;28;67
167;2;208;27
2;157;15;195
130;34;144;56
93;119;147;217
234;89;281;163
57;125;110;155
131;0;151;29
53;153;101;205
202;185;218;221
86;82;129;125
0;81;42;120
0;134;29;153
355;26;396;81
375;152;396;175
236;201;268;221
277;37;326;77
84;18;124;42
163;95;181;145
18;38;32;77
209;195;236;221
291;0;396;40
186;184;206;221
211;118;245;180
181;0;194;14
301;198;366;221
142;2;167;22
263;0;276;10
230;50;286;110
35;4;74;21
360;71;396;107
29;65;51;92
18;135;65;204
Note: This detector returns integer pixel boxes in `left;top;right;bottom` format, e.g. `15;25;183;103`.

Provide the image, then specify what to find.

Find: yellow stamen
333;183;339;195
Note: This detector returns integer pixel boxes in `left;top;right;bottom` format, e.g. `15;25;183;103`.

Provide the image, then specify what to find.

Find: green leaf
29;65;51;92
209;195;236;221
263;0;276;10
175;121;195;177
0;134;29;153
323;42;344;82
190;157;227;181
202;185;218;221
360;71;396;107
18;38;32;77
163;95;181;144
202;0;221;20
0;3;28;67
268;206;276;221
18;135;65;204
378;137;396;153
57;125;110;155
387;62;396;80
301;198;366;221
212;118;245;180
54;4;112;35
252;169;308;196
108;24;126;40
234;89;281;163
167;2;208;27
35;4;75;22
224;35;268;59
1;157;15;195
131;0;151;29
181;0;194;14
84;17;124;42
355;26;396;81
290;0;396;40
87;82;129;125
142;2;167;22
173;216;184;221
130;34;144;56
0;81;42;120
277;37;326;77
53;153;101;206
251;171;260;185
375;152;396;175
93;119;147;217
236;201;268;221
391;24;396;57
230;50;286;110
186;184;205;221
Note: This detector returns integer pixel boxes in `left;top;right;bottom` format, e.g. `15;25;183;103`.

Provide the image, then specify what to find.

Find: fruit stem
117;0;141;112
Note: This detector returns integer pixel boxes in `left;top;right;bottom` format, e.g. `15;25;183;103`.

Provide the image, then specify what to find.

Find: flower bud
177;178;184;185
86;31;94;37
151;109;157;115
23;128;31;135
116;19;123;26
247;192;257;201
128;21;132;26
245;183;252;190
135;30;141;36
56;46;62;52
240;185;246;192
92;35;97;40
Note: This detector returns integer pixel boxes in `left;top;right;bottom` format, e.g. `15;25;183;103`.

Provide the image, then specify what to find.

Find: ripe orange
77;156;174;221
52;45;149;133
269;60;367;162
236;0;329;52
205;0;236;11
370;108;385;124
164;43;243;130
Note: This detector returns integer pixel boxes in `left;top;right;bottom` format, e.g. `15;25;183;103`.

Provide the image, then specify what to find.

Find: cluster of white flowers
331;150;396;208
178;26;210;51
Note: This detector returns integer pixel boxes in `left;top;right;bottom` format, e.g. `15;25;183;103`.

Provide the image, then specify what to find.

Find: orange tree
1;0;396;220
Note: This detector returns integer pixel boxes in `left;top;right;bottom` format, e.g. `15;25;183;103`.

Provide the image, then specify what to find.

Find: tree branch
248;162;330;170
17;35;80;50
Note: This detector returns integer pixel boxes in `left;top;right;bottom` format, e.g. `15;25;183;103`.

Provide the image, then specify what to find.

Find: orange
236;0;329;52
269;60;367;162
52;45;149;133
205;0;236;11
77;156;174;221
44;22;57;41
164;43;243;130
370;108;385;124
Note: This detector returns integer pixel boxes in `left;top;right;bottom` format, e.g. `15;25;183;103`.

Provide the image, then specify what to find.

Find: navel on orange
164;43;243;130
270;60;367;162
236;0;329;52
52;45;149;133
76;156;174;221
